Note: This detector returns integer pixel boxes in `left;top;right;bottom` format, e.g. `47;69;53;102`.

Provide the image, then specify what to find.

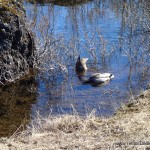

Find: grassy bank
0;89;150;149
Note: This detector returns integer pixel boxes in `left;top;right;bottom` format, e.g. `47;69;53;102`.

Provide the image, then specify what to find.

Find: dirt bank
0;89;150;149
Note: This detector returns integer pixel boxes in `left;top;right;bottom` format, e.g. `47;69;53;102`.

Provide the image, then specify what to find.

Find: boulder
0;0;35;84
27;0;91;6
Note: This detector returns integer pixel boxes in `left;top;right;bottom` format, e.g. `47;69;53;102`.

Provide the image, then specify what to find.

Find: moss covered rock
0;0;35;84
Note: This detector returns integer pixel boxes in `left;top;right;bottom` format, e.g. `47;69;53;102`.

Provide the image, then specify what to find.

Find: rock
27;0;91;6
0;0;35;84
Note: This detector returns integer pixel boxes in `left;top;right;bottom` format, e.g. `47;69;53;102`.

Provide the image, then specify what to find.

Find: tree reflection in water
0;77;37;137
1;0;149;137
24;0;150;116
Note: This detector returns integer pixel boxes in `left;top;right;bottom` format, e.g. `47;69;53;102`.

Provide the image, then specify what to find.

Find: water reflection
0;77;37;137
24;0;150;118
0;0;149;138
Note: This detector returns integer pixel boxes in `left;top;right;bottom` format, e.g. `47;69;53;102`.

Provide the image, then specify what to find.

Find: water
0;0;150;137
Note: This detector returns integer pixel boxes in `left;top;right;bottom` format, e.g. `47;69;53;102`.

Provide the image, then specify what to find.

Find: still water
0;0;150;137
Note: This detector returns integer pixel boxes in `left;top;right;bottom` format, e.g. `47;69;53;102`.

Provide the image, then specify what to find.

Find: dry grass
0;89;150;149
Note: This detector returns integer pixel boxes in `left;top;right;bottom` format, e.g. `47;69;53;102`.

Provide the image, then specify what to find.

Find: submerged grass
0;89;150;149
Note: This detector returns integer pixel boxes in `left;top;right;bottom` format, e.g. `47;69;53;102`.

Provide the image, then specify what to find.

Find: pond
0;0;150;137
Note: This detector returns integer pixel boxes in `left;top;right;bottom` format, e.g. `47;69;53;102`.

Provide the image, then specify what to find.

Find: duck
83;73;114;85
75;56;88;72
75;56;114;85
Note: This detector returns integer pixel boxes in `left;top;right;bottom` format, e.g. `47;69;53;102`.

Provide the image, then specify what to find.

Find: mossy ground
0;0;23;17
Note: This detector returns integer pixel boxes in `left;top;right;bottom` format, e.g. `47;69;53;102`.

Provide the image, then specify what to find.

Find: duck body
83;73;114;85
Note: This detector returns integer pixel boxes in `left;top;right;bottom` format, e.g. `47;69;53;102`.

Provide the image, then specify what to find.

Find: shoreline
0;88;150;149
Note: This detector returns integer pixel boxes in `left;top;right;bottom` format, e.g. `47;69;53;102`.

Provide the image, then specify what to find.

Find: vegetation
0;89;150;149
0;0;23;16
0;0;150;149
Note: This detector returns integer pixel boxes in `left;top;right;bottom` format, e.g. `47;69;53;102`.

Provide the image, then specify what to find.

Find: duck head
76;56;88;72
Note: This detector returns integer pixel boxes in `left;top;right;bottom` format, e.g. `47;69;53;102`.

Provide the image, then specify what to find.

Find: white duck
83;73;114;85
75;56;114;85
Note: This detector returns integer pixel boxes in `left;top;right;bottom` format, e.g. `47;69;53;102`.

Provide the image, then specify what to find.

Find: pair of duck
76;56;114;86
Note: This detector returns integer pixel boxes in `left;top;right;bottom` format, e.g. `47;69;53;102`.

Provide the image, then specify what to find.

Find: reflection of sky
25;1;150;117
52;4;121;43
